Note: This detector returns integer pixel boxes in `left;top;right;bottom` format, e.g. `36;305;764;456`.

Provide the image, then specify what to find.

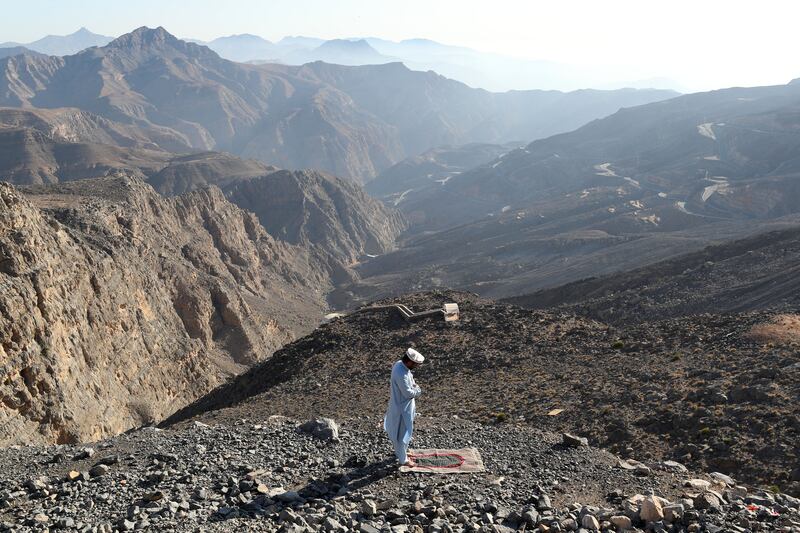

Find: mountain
0;27;113;56
505;226;800;322
0;115;406;273
291;61;677;170
167;290;800;496
152;166;409;276
0;176;332;445
335;81;800;304
220;170;408;269
399;81;800;233
287;38;393;65
0;26;677;183
204;34;278;62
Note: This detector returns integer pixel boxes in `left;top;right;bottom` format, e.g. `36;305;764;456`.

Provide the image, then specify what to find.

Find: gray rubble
0;417;797;532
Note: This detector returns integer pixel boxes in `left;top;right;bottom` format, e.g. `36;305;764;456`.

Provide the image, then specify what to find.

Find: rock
73;448;95;460
523;509;540;526
684;479;711;491
694;492;721;511
55;517;75;529
323;516;346;532
581;514;600;530
537;494;552;511
709;472;734;486
610;515;631;530
361;499;377;517
89;464;109;478
65;470;81;482
299;418;340;442
640;495;664;523
662;460;688;473
33;513;49;524
562;433;588;447
663;504;684;523
560;518;577;530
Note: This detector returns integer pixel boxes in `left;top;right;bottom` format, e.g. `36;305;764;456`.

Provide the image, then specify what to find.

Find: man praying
384;348;424;467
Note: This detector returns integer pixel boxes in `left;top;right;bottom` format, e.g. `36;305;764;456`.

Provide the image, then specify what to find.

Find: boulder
610;515;632;530
640;495;664;523
299;418;340;442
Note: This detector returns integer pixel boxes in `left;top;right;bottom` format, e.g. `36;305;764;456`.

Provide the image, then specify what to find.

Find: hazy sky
1;0;797;91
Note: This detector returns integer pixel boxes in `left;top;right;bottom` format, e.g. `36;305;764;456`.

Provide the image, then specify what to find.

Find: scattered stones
0;415;792;532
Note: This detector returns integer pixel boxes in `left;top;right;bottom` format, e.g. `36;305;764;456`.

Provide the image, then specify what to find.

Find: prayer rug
399;448;485;473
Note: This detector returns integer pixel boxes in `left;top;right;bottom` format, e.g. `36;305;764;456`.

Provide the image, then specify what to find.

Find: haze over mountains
0;26;676;184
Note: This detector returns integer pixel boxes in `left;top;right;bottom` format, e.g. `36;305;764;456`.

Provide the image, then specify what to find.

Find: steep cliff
0;176;328;445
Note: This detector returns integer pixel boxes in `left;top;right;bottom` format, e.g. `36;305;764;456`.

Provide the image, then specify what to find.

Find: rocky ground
1;416;798;532
506;226;800;323
166;291;800;498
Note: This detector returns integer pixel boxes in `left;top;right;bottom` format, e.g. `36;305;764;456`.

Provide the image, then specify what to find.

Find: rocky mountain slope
346;81;800;302
1;416;797;532
220;170;407;269
0;111;407;271
167;291;800;498
506;226;800;322
0;26;676;183
366;142;520;204
398;81;800;233
0;176;331;446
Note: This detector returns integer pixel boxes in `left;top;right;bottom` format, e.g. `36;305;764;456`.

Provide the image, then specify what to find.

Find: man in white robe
384;348;424;466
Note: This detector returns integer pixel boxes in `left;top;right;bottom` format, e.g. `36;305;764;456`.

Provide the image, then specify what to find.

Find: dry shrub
748;314;800;344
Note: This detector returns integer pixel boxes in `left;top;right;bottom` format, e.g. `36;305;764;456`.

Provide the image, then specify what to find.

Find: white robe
383;360;422;461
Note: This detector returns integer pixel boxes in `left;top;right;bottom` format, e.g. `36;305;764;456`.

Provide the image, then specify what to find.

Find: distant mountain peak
104;26;218;60
317;38;375;51
111;26;176;46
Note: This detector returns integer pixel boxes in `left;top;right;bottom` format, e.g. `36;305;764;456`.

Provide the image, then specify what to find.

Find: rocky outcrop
0;176;329;446
222;170;407;265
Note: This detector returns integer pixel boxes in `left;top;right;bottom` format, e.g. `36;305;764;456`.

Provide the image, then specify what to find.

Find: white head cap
406;348;424;363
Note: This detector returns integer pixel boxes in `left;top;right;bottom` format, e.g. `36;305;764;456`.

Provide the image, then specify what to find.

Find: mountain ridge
0;26;677;183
